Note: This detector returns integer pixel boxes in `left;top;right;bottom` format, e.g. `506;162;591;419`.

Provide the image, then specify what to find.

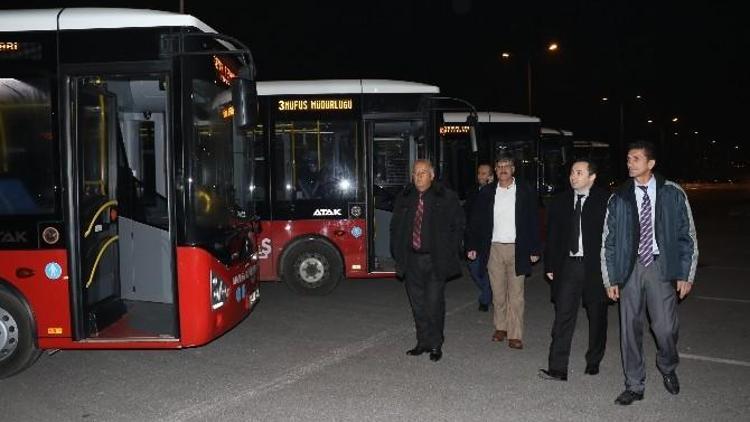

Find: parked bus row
0;8;611;378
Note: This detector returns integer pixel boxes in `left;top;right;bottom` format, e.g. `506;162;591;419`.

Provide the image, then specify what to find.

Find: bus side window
274;119;360;202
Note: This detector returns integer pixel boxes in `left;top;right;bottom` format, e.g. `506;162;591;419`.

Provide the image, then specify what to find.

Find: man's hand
676;280;692;299
546;272;554;280
467;250;477;260
607;285;620;301
530;255;540;264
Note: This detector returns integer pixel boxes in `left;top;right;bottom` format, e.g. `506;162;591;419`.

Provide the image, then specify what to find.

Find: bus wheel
0;287;41;379
283;241;343;295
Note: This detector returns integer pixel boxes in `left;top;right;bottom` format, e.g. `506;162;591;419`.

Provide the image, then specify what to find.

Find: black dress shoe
478;303;489;312
538;369;567;381
662;372;680;395
584;365;599;375
406;346;427;356
614;390;644;405
429;348;442;362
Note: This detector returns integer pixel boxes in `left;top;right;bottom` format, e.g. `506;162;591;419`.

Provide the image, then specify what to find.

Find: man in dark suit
466;154;541;350
464;163;494;312
539;158;609;381
390;159;464;362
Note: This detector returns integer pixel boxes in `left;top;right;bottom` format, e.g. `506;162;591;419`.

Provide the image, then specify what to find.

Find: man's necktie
570;194;585;254
412;192;424;250
637;186;654;267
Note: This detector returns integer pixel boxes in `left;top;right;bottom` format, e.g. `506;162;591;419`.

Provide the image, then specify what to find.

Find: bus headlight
210;271;229;310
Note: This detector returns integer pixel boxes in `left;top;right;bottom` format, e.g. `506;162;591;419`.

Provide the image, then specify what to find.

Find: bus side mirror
467;112;478;153
232;67;258;129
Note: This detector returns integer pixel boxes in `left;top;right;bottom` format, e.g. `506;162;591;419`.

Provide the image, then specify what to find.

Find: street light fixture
672;117;679;122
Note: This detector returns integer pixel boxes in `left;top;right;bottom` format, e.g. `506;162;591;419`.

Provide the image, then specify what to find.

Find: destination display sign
439;125;471;135
0;41;42;60
277;98;353;111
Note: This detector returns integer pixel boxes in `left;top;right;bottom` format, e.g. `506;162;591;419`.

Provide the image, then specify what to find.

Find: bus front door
69;73;176;340
367;120;426;273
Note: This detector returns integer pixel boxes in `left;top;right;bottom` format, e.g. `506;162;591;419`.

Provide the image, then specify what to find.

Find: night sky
4;0;748;151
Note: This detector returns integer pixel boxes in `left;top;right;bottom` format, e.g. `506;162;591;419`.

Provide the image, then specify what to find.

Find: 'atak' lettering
0;231;29;243
312;208;342;216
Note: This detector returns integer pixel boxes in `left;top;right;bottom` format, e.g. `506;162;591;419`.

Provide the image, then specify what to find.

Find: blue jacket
601;174;698;287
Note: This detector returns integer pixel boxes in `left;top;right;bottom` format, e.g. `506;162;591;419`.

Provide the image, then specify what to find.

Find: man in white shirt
466;155;541;350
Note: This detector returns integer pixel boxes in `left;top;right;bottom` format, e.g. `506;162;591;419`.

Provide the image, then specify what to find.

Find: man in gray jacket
602;141;698;405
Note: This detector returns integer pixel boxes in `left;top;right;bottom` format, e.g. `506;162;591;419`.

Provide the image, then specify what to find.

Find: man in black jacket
390;160;464;362
466;154;541;350
539;158;609;381
464;163;494;312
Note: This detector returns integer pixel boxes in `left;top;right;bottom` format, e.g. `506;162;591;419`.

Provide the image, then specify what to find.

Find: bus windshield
185;52;256;249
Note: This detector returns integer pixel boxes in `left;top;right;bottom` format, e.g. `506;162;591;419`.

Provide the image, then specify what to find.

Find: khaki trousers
488;243;525;340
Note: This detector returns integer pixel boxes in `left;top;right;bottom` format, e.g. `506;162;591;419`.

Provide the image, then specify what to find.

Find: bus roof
0;8;216;33
442;111;540;123
541;127;574;136
257;79;440;95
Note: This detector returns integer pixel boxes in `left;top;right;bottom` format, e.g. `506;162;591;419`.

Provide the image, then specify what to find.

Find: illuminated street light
635;95;642;99
672;117;679;122
674;132;679;136
548;43;559;51
501;52;511;59
693;131;699;135
647;119;653;123
601;97;609;102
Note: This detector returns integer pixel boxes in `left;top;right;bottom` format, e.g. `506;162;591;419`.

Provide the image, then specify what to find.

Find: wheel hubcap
0;305;19;362
297;254;327;285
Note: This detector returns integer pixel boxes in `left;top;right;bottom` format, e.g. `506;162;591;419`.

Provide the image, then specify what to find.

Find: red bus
251;80;461;294
0;8;261;378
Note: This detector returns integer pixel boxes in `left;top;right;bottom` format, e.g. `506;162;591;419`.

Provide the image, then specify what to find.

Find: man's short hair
627;141;657;161
573;157;598;175
412;159;435;174
495;153;515;166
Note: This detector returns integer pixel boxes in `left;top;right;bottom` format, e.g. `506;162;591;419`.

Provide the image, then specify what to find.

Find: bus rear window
0;77;56;215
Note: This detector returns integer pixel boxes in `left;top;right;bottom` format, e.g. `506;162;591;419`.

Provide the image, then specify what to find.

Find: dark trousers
405;251;446;350
468;258;492;306
548;259;608;373
620;255;679;393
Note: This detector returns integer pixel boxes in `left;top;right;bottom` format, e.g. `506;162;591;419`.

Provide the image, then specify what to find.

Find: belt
568;255;585;262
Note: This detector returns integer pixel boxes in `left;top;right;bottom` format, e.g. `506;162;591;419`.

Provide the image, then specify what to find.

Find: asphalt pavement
1;183;748;421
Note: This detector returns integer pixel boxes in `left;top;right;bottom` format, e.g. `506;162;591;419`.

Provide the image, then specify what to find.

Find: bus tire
283;240;343;295
0;287;42;379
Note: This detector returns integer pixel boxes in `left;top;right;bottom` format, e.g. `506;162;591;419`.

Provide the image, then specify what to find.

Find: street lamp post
501;42;558;115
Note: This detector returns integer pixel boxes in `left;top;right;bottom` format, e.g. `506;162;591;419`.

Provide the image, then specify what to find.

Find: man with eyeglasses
466;154;541;350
